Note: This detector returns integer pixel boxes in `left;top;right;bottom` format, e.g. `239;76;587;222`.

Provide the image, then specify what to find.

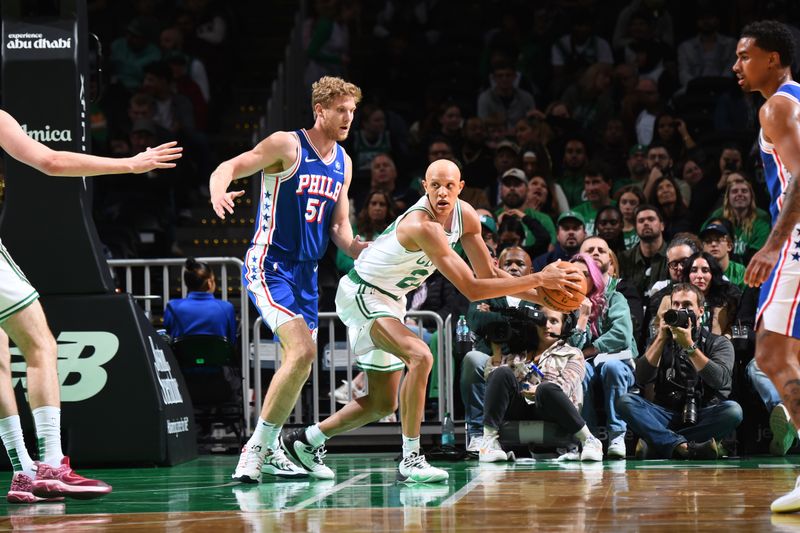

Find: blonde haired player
211;77;368;482
0;109;181;503
281;158;584;483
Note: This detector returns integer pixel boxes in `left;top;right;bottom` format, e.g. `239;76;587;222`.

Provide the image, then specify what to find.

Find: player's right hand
211;190;245;219
745;244;780;287
538;261;585;295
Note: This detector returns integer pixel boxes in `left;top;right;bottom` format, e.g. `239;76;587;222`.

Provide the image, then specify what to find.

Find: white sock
0;415;34;475
402;435;420;458
483;426;499;438
574;425;592;444
305;424;328;448
249;418;281;450
32;406;63;466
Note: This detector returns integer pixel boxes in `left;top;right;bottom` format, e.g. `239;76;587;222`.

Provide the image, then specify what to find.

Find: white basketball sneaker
397;452;449;484
772;475;800;513
607;434;627;459
232;444;267;483
281;429;335;480
479;434;514;463
580;435;604;462
261;446;309;479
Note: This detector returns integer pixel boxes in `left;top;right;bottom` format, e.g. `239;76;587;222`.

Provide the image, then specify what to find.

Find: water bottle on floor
441;412;455;449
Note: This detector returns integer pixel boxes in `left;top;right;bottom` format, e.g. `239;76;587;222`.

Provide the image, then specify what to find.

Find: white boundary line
289;473;371;511
440;471;499;508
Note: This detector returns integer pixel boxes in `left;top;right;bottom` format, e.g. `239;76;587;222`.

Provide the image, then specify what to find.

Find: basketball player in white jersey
735;20;800;512
281;158;584;483
0;109;181;503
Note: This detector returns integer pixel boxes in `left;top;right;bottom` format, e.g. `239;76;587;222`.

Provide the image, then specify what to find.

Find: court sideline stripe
289;473;370;511
440;471;500;508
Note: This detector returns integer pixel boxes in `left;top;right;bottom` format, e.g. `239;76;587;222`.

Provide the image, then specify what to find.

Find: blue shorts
243;249;318;339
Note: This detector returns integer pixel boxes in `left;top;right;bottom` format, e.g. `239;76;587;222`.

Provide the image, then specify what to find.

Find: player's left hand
745;244;780;287
349;235;369;259
129;141;183;173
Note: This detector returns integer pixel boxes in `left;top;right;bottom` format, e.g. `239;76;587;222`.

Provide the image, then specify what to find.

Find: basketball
538;262;588;313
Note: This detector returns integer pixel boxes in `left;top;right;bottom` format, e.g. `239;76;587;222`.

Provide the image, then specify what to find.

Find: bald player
280;158;585;483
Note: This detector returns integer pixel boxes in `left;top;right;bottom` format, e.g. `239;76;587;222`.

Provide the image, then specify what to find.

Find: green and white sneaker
281;429;335;480
397;452;448;484
261;446;308;479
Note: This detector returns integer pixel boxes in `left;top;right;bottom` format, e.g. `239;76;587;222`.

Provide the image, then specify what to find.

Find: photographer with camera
616;283;743;459
460;246;539;454
478;305;597;462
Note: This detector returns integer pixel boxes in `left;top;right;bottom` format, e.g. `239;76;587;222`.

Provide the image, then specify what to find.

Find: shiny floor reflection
0;454;798;531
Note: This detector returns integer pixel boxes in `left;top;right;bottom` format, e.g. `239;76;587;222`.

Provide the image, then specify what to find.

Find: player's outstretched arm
746;98;800;287
210;130;296;219
329;153;367;259
411;219;583;301
457;202;583;302
0;109;182;177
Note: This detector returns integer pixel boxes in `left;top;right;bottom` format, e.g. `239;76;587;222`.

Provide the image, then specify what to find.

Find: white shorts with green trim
0;240;39;323
335;275;406;373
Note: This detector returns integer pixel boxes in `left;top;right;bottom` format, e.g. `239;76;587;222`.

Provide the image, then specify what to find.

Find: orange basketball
538;262;588;313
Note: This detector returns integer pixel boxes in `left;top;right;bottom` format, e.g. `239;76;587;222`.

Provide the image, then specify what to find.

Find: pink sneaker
7;472;64;504
32;457;112;500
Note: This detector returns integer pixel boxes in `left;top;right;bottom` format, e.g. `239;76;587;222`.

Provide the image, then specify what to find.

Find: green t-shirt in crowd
724;260;746;289
494;207;557;248
573;200;617;236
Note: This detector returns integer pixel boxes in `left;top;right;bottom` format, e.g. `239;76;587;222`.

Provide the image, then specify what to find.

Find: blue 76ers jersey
759;81;800;224
250;129;346;261
756;80;800;339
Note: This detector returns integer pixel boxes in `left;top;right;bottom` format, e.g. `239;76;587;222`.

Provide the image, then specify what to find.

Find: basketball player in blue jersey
0;110;181;503
735;21;800;513
210;76;368;482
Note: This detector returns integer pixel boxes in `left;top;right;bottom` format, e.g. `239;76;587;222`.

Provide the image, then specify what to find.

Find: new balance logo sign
11;332;118;402
148;337;184;406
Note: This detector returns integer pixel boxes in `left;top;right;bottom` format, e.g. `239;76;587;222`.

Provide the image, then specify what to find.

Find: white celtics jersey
353;196;463;298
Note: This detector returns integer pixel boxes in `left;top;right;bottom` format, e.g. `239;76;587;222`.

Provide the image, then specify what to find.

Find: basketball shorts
757;232;800;339
335;272;406;373
0;239;39;323
243;251;319;340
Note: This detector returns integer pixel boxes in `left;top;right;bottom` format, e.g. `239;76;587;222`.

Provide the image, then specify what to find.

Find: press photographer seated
616;283;743;460
478;306;603;463
461;246;538;452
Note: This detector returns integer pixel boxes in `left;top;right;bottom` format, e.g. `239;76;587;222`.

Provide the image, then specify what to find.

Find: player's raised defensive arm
329;153;367;259
0;109;182;177
746;98;800;286
209;130;296;219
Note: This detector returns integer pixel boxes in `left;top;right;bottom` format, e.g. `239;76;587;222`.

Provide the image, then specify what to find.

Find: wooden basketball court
1;454;799;531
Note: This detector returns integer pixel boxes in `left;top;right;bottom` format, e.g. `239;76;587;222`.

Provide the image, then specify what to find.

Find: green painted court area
0;454;798;516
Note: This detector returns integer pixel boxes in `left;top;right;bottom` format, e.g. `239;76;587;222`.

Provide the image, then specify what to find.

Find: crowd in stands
35;1;800;457
86;0;237;258
322;0;800;458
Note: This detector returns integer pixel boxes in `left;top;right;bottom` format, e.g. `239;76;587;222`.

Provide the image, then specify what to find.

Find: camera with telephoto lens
485;306;546;354
663;308;698;329
683;388;698;426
